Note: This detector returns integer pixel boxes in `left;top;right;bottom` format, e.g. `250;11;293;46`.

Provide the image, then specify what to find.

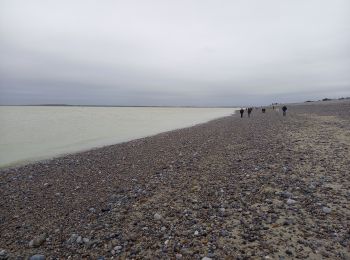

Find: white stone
114;245;122;251
29;255;45;260
322;207;332;213
0;250;7;256
154;213;162;220
287;199;297;205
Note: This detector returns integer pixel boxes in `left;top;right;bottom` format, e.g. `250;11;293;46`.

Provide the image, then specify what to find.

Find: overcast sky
1;0;349;106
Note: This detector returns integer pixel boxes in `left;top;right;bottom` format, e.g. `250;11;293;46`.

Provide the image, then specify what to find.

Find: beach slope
0;100;349;259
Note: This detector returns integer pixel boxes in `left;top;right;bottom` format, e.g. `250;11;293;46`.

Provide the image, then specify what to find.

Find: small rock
29;234;47;247
175;253;183;259
111;239;119;246
283;218;294;226
67;234;78;244
83;237;90;243
161;226;166;231
0;249;7;259
89;208;96;213
220;229;229;237
285;249;293;255
114;245;122;251
76;236;83;244
279;191;293;198
194;230;199;236
286;199;297;205
202;257;212;260
29;255;45;260
86;239;100;248
322;207;332;213
154;213;162;220
309;184;316;189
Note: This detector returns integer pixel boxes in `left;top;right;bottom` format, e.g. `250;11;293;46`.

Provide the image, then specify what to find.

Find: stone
67;234;78;244
220;230;229;237
309;183;316;189
286;249;293;255
283;218;294;226
83;237;90;243
29;234;47;247
194;230;199;236
0;249;7;259
286;199;297;205
29;255;45;260
114;245;122;251
202;257;212;260
322;207;332;213
76;236;83;244
111;239;119;246
280;191;293;198
154;213;162;220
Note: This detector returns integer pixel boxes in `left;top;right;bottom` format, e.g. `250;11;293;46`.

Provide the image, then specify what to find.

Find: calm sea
0;106;236;167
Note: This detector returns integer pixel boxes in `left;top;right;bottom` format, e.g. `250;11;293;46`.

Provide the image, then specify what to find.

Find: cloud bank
1;0;349;106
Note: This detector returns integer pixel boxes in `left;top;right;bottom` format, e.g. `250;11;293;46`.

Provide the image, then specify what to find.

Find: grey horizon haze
0;0;349;106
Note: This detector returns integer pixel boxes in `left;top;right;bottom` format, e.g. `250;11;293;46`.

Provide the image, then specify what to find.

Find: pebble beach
0;100;349;259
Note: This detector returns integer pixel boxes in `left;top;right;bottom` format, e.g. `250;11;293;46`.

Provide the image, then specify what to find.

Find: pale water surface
0;106;236;167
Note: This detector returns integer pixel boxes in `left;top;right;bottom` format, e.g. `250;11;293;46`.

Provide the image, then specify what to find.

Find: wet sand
0;100;349;259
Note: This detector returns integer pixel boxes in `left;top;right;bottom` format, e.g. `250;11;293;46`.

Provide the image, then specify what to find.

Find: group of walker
239;105;287;118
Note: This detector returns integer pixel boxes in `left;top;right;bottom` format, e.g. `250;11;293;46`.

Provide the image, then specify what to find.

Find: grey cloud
1;0;350;106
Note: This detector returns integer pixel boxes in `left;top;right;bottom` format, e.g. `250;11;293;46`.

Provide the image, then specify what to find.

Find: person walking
239;108;244;118
282;105;287;116
247;107;252;118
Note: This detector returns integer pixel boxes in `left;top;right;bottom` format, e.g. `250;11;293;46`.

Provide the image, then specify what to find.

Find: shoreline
0;100;349;259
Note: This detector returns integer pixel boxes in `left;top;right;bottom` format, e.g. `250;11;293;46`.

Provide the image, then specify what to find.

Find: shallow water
0;106;236;167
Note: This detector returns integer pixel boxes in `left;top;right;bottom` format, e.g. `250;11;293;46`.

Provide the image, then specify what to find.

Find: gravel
1;100;349;259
